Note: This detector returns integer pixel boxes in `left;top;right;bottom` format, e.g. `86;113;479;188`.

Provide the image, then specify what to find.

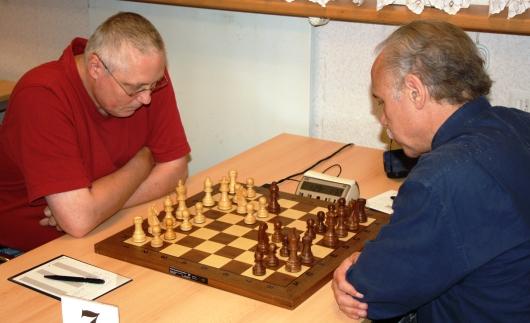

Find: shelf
126;0;530;36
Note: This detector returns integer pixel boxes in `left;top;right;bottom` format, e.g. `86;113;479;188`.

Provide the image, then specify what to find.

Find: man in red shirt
0;12;191;252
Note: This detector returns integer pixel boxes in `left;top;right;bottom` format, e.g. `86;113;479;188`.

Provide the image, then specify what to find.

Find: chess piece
336;203;348;238
246;177;256;199
244;203;256;225
193;202;205;224
228;170;237;195
285;228;301;273
147;206;160;234
267;181;281;214
266;242;280;268
236;188;248;214
180;210;192;231
271;219;284;243
279;233;289;257
150;223;164;248
315;211;327;234
300;232;314;265
217;176;233;211
358;198;367;223
257;196;268;218
162;196;176;229
164;218;176;241
323;209;339;248
132;216;147;243
202;177;215;207
306;218;316;240
175;180;188;220
348;200;360;232
257;222;269;255
252;250;266;276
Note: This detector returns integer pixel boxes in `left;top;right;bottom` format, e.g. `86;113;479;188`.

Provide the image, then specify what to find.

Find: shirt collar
432;96;491;150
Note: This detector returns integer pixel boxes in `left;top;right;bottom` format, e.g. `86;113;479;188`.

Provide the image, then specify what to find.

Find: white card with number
61;295;119;323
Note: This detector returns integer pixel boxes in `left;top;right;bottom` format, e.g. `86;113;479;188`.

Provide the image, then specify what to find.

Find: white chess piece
246;178;256;199
202;177;215;207
244;203;256;225
162;196;176;229
217;176;232;211
193;202;205;224
180;210;192;231
132;216;147;243
228;170;237;195
257;196;269;218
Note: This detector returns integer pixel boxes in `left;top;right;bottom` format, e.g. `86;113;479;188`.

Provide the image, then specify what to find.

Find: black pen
44;274;105;284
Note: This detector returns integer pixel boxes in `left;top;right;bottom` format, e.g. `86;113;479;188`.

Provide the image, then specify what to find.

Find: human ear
86;53;103;80
403;74;426;108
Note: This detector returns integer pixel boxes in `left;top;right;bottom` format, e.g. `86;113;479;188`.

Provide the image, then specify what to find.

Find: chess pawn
285;229;301;273
266;242;280;268
279;234;289;257
246;178;256;199
236;188;248;214
300;232;314;265
132;216;147;243
164;218;177;241
228;170;238;195
358;198;367;223
244;203;256;225
202;177;215;207
271;220;283;243
150;223;164;248
162;196;176;228
180;210;192;231
306;218;316;240
252;250;266;276
267;181;281;214
315;211;327;234
193;202;205;224
257;196;268;218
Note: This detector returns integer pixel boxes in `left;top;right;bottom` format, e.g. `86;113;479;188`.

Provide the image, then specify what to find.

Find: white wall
88;0;311;175
310;21;530;150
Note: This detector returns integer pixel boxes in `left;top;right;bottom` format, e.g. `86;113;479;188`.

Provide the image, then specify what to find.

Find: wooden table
0;133;402;322
0;80;16;102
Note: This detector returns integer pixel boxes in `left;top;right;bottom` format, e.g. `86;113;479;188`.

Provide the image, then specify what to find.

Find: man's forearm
123;155;189;208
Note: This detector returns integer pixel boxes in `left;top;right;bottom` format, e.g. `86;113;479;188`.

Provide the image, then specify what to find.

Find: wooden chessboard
94;185;389;309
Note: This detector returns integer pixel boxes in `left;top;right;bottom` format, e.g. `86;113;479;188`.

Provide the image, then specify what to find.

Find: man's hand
39;206;63;231
332;251;368;319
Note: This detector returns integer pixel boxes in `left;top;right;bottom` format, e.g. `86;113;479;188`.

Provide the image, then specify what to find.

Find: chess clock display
295;170;359;203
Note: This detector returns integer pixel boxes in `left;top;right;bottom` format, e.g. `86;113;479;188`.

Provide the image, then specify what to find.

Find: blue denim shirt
347;97;530;322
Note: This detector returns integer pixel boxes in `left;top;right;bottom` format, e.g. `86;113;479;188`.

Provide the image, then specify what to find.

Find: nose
136;91;152;105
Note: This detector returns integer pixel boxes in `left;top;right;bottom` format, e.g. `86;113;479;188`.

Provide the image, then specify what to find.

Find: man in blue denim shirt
332;21;530;322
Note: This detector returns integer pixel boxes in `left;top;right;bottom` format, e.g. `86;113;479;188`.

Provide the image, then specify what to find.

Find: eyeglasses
95;53;168;97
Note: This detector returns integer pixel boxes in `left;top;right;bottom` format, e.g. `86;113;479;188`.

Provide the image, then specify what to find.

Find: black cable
275;142;354;185
321;163;342;177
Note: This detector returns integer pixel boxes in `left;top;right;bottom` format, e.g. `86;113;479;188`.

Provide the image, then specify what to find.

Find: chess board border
94;186;389;309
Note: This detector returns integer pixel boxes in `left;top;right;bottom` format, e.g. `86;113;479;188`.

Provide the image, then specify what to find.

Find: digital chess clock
295;170;359;203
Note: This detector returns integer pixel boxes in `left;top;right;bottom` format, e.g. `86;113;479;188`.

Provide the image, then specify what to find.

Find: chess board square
338;231;356;241
242;229;259;240
221;259;253;275
308;206;328;215
279;208;307;220
284;219;307;232
278;198;298;209
276;264;309;277
195;240;225;253
215;245;246;259
199;254;232;268
203;209;226;220
161;244;191;257
124;237;150;246
290;202;319;213
360;217;376;226
191;217;214;227
190;227;219;240
311;244;334;258
181;249;210;263
209;232;239;245
234;250;255;264
217;213;245;224
176;235;205;248
241;266;274;280
228;237;257;251
268;216;295;227
204;220;232;232
223;224;252;237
